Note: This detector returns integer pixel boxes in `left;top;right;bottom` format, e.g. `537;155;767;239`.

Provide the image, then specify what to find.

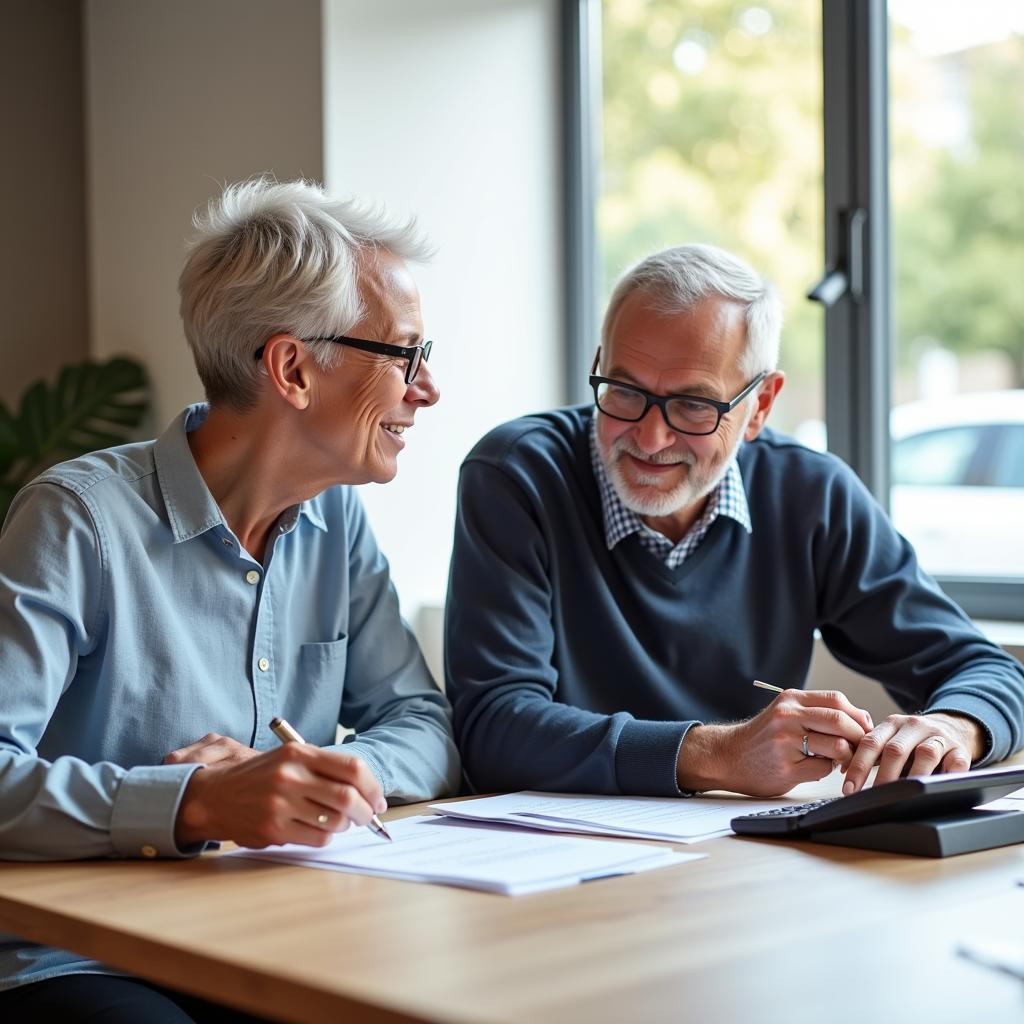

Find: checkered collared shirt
589;413;752;568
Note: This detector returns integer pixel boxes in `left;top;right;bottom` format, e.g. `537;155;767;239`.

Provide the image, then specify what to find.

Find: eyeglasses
254;335;433;385
590;353;767;437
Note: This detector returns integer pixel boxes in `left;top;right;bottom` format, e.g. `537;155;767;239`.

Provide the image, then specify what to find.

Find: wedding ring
316;813;329;826
801;734;811;758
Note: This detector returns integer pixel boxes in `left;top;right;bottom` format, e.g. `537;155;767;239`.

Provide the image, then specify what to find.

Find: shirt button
141;845;158;858
258;657;270;672
245;570;260;585
222;538;233;548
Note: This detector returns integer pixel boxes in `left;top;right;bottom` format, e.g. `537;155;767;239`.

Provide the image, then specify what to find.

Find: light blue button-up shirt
0;404;458;990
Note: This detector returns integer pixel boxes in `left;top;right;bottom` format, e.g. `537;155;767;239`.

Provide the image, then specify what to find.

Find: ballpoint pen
269;716;393;842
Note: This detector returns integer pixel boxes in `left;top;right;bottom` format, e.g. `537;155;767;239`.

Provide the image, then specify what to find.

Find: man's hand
164;732;260;769
676;689;873;797
174;743;387;849
841;712;984;795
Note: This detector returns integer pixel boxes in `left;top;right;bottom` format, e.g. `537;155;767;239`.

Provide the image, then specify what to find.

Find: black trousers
0;973;274;1023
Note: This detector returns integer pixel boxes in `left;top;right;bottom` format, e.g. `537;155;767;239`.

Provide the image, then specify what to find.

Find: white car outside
890;390;1024;578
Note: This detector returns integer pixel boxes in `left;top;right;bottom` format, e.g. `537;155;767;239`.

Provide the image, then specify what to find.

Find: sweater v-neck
614;514;739;586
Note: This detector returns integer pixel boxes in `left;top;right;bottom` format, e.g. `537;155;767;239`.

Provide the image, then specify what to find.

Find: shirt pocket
296;636;349;741
299;635;349;678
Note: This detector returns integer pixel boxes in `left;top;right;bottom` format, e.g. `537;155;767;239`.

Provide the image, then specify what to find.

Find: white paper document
978;785;1024;812
227;815;703;896
429;792;804;843
958;938;1024;981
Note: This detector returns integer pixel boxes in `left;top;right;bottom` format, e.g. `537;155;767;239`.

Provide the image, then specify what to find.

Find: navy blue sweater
445;406;1024;796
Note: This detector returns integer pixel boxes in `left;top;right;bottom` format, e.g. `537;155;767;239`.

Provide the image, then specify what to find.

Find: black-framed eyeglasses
590;352;767;436
254;335;433;385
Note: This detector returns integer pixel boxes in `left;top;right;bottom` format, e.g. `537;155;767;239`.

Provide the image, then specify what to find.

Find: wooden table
2;771;1023;1024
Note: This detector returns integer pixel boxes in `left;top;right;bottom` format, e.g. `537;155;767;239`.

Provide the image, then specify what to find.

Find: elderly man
446;243;1024;801
0;179;458;1021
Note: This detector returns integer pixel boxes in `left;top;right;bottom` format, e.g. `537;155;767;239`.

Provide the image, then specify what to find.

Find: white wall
84;0;324;429
322;0;563;616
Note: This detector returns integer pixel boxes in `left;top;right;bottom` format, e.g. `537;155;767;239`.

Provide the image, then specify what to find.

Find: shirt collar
588;411;752;551
153;403;328;544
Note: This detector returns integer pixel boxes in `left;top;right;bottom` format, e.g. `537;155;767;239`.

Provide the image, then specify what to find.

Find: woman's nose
408;359;439;407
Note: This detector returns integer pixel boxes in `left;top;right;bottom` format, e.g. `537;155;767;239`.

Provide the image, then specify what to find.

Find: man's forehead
612;290;744;337
608;337;699;372
604;293;748;389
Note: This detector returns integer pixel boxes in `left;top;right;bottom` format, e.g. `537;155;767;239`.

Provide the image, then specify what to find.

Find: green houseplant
0;357;150;522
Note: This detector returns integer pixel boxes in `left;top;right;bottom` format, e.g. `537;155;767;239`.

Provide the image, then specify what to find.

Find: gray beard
600;432;744;519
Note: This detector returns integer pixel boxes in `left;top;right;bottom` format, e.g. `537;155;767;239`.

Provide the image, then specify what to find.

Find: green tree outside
599;1;1023;434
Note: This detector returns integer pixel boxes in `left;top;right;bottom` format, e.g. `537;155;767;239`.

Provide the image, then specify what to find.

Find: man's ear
744;371;785;441
259;334;313;410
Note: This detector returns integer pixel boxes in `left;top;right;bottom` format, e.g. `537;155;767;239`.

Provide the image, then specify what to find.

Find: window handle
808;208;867;308
807;268;848;307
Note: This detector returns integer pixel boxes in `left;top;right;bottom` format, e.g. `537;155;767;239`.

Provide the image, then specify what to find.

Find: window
596;0;823;438
889;0;1024;580
567;0;1023;618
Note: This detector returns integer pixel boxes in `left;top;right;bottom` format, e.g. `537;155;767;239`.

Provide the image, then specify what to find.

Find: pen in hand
269;716;393;842
754;678;825;760
753;680;867;771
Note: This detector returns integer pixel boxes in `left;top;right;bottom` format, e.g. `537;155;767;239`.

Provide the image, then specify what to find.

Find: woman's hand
173;743;387;849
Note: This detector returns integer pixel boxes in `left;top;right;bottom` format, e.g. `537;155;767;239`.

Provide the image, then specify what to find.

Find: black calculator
730;764;1024;840
730;797;842;836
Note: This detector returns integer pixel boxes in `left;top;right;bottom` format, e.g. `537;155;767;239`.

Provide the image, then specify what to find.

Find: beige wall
0;0;89;409
83;0;324;429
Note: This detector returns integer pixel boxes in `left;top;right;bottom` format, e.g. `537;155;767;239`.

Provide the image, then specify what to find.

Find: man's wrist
676;724;729;792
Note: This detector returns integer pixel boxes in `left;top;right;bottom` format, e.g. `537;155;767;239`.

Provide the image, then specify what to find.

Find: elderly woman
0;179;459;1021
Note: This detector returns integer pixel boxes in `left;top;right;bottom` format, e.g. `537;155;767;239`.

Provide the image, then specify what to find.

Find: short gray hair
602;243;783;376
179;177;432;411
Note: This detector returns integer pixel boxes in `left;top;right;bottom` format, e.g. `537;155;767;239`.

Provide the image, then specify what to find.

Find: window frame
561;0;602;406
562;0;1024;621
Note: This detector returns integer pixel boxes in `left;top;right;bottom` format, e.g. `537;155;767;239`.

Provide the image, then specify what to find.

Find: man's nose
632;403;675;452
408;360;440;407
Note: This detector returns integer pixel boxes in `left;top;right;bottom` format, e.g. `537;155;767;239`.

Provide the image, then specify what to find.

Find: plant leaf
2;357;150;507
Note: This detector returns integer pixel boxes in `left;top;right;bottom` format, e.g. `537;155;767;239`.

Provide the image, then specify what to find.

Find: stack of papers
429;791;803;843
228;815;703;896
